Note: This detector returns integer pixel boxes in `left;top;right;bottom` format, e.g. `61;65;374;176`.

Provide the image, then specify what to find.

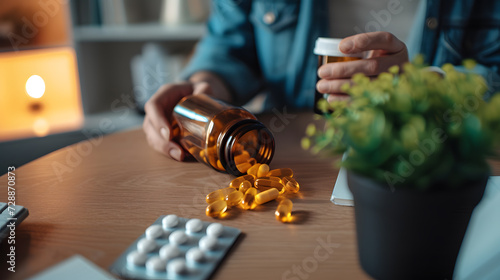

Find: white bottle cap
313;37;363;58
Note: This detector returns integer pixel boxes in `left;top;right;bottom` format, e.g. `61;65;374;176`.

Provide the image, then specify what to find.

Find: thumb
167;141;185;161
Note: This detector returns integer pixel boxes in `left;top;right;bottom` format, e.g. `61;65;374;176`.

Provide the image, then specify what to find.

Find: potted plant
302;57;500;279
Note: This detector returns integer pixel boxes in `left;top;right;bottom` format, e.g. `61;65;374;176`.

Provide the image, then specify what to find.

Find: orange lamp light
0;47;83;141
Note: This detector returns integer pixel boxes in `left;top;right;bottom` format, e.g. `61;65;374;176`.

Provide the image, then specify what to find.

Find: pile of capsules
205;163;300;223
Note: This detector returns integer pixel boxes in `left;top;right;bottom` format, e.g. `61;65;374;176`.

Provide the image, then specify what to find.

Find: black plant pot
347;171;488;280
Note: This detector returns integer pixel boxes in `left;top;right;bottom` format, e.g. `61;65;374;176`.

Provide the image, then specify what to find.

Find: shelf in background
74;23;206;42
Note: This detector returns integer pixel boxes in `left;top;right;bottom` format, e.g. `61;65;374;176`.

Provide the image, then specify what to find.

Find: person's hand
143;81;213;161
316;31;408;102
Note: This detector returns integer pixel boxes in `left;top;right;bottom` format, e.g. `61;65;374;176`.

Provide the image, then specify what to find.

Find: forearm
189;71;233;103
180;1;262;106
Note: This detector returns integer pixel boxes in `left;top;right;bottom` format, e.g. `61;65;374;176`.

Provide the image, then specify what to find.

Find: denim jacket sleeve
421;0;500;98
181;0;263;105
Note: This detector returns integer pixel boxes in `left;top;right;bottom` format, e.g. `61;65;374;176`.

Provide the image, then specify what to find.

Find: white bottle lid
313;37;363;58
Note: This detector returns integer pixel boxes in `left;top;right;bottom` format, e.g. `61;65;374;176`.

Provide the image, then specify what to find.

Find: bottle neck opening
218;119;275;176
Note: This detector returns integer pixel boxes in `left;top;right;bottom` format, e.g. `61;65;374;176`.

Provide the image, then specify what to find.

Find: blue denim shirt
182;0;500;109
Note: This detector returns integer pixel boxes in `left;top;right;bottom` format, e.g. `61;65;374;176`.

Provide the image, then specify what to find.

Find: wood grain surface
1;112;498;280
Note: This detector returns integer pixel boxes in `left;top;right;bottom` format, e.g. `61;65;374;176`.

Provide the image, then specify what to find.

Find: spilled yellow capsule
236;162;252;173
226;191;244;207
206;187;236;204
267;168;294;178
206;200;228;217
282;176;300;193
257;164;270;178
247;164;261;177
258;176;282;182
255;188;279;205
255;178;284;192
229;174;255;189
234;151;250;164
240;188;258;210
275;198;293;222
238;180;253;194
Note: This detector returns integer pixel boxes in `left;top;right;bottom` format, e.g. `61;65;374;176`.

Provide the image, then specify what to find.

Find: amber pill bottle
313;37;363;114
172;93;275;176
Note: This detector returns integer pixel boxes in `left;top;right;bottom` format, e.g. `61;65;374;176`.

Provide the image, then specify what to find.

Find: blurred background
0;0;418;175
0;0;209;174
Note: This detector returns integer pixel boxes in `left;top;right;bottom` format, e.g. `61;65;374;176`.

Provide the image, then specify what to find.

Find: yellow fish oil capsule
234;151;250;164
266;168;294;178
255;188;279;205
275;198;293;222
240;188;258;210
229;174;255;189
238;180;253;194
226;191;244;207
257;176;281;182
247;164;261;177
206;200;228;217
206;187;236;204
254;178;284;192
282;176;300;193
257;164;270;178
236;162;252;174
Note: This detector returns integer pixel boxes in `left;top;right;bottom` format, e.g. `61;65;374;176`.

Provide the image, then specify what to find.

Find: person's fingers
144;83;194;138
318;51;407;80
166;141;186;161
143;115;187;161
143;82;195;161
317;78;352;94
340;31;406;54
327;94;350;103
143;116;169;156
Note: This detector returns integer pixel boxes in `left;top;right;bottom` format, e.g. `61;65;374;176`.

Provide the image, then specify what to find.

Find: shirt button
263;12;276;24
426;17;438;29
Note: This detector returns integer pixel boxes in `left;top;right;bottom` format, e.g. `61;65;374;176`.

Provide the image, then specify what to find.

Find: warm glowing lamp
0;47;83;141
26;75;46;99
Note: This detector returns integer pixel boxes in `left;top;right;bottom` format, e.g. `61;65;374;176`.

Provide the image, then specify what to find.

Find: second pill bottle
172;93;275;176
313;37;363;114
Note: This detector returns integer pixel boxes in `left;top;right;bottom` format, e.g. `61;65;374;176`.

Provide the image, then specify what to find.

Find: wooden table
3;112;497;279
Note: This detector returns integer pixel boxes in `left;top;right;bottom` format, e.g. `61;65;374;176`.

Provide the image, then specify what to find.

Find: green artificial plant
303;57;500;190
